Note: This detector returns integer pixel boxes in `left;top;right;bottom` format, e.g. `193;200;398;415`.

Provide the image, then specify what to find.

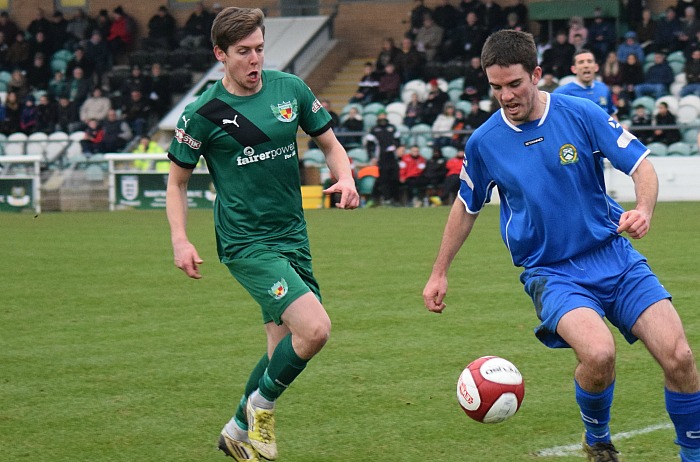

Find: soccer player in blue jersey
554;49;617;119
166;7;358;462
423;30;700;462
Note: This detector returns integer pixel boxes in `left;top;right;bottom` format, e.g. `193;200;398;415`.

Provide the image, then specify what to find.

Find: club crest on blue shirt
271;99;298;123
559;144;579;165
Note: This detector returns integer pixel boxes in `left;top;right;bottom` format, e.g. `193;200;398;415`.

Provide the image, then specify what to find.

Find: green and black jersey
168;70;332;262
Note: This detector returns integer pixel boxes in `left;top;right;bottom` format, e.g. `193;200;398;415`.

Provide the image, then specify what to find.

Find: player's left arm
314;129;360;209
618;158;658;239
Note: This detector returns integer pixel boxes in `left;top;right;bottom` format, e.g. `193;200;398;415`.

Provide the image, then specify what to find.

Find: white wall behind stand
606;157;700;202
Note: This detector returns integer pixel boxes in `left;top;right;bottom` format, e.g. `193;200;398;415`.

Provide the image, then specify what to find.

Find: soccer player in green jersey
165;7;359;461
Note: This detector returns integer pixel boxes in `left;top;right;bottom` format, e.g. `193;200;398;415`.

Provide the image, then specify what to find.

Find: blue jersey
459;92;649;268
554;80;617;116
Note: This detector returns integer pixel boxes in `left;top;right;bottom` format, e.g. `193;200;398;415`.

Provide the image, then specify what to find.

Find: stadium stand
647;142;669;157
302;149;326;167
5;132;27;156
347;147;370;167
3;1;700;212
667;141;693;156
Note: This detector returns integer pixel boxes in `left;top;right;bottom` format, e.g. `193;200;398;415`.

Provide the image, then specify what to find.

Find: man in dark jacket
634;51;675;99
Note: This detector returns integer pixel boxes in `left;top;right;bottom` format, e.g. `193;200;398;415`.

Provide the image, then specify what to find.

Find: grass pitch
1;202;698;461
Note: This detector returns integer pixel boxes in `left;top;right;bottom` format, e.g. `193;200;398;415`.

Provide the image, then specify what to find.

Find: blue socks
666;388;700;462
575;382;700;461
576;380;615;445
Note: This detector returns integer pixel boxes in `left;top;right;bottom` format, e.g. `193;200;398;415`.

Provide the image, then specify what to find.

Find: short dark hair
481;29;538;75
572;49;595;64
211;7;265;52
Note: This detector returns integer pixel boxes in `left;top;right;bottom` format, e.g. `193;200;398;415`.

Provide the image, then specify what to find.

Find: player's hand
617;209;651;239
423;275;447;313
323;177;360;209
173;240;204;279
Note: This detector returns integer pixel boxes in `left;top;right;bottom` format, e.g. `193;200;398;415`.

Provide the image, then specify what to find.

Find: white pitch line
535;423;674;457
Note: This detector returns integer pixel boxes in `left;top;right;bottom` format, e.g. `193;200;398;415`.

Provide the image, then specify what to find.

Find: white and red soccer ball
456;355;525;423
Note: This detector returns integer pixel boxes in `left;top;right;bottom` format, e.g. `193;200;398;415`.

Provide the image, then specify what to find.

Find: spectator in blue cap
617;31;645;64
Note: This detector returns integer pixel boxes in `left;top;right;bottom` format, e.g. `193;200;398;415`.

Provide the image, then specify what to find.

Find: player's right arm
618;157;658;239
423;200;478;313
166;162;203;279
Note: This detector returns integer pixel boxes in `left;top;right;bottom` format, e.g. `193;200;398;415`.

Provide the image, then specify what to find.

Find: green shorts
225;246;321;325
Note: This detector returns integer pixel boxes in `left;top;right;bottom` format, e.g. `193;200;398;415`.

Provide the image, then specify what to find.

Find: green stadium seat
448;77;464;90
667;50;686;64
347;147;369;166
667;141;692;156
448;88;462;103
455;100;472;114
341;103;363;117
52;49;73;62
50;58;67;73
632;96;655;115
410;123;432;136
646;142;668;156
363;113;378;131
302;149;325;166
356;175;376;197
441;145;458;159
670;60;685;76
682;127;698;144
362;102;386;115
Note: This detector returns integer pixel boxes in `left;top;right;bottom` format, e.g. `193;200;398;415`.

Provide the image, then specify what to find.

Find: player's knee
581;346;616;376
300;316;331;354
311;317;332;347
665;342;697;377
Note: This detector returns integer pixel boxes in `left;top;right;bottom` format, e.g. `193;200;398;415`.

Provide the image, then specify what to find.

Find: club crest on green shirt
271;99;298;123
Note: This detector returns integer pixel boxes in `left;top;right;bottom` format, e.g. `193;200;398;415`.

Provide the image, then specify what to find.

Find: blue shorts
520;236;671;348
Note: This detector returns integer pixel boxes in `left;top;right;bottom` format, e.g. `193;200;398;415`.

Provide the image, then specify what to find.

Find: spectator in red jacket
107;6;134;59
441;148;464;204
80;118;105;155
399;144;427;206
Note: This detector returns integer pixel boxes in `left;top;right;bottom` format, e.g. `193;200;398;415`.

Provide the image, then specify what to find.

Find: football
456;356;525;424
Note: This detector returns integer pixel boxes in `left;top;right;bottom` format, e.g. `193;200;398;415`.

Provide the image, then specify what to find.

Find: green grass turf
1;202;698;461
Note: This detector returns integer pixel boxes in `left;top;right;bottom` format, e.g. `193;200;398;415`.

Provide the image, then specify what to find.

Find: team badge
268;278;289;300
121;175;139;201
271;99;298;123
559;144;579;165
7;185;30;207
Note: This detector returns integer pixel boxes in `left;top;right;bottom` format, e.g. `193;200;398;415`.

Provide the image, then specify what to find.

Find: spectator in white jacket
79;87;111;125
431;101;456;148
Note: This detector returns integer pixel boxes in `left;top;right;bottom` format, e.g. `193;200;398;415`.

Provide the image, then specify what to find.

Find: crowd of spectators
0;3;218;158
339;0;700;207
